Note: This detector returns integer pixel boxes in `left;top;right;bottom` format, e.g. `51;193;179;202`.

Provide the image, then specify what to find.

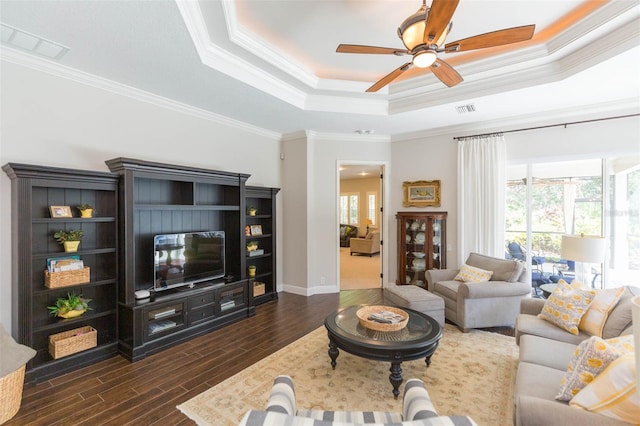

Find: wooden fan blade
424;0;459;44
366;62;412;92
337;44;409;55
430;58;463;87
444;25;535;52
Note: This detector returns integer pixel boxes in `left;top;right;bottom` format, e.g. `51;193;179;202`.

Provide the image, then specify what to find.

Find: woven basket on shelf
0;364;26;424
356;305;409;332
44;267;90;288
48;326;97;359
253;282;265;297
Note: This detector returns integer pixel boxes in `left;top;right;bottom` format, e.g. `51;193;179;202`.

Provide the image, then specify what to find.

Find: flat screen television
154;231;225;291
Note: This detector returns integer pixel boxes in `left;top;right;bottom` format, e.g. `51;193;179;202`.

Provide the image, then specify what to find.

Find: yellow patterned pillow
538;280;596;335
570;354;640;424
453;264;493;283
579;287;625;337
556;335;634;401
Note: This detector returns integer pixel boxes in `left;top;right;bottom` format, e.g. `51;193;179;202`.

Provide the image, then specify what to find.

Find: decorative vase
63;241;80;252
58;309;85;319
79;209;93;218
248;265;256;277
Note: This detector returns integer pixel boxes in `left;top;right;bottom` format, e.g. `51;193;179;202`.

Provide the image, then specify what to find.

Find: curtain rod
452;113;640;141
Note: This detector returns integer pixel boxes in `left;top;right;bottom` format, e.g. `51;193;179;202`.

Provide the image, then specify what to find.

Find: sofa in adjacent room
349;231;380;256
513;285;639;425
425;252;531;331
339;224;358;247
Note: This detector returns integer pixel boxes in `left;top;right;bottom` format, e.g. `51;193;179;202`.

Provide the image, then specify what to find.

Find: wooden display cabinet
2;163;119;383
244;186;279;305
396;211;447;286
106;158;256;361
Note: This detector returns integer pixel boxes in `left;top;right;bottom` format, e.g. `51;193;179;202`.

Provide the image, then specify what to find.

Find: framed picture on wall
402;180;441;207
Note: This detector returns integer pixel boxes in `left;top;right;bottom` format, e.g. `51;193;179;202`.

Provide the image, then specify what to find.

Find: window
367;192;377;225
506;156;639;289
340;193;359;225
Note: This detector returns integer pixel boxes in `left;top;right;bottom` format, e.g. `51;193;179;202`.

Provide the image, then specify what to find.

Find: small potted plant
248;206;257;216
77;203;94;218
53;229;84;252
246;241;259;252
47;293;92;319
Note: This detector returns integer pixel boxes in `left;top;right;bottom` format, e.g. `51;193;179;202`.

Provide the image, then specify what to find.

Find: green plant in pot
248;206;257;216
246;240;259;252
77;203;94;218
48;293;92;319
54;229;84;252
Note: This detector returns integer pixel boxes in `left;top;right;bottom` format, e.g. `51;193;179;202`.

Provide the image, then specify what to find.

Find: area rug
178;323;518;426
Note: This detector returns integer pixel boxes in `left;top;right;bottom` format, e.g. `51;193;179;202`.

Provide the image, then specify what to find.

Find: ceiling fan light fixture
412;50;437;68
397;6;426;50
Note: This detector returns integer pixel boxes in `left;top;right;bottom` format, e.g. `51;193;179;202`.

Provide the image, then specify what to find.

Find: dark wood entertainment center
3;159;279;383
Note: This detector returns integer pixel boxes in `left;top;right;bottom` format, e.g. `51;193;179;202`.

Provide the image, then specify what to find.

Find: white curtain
457;134;507;264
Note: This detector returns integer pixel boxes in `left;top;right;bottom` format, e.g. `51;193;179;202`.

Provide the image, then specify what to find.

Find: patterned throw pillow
538;281;596;335
453;264;493;283
579;287;625;337
556;335;634;401
570;354;640;424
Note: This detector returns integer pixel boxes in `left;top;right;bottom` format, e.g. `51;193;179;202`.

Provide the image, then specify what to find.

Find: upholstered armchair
239;375;477;425
349;231;380;256
426;252;531;332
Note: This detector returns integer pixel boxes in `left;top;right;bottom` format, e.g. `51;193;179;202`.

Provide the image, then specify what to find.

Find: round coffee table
324;305;442;398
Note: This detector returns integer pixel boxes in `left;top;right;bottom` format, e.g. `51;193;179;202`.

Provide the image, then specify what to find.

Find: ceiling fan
336;0;535;92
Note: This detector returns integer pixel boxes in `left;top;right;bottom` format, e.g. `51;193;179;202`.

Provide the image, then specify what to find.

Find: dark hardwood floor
8;289;386;426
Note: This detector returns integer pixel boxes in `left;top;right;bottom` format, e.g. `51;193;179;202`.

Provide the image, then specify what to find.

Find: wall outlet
320;276;326;285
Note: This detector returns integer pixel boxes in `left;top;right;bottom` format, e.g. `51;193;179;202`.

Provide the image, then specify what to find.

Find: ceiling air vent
455;103;476;114
1;23;69;60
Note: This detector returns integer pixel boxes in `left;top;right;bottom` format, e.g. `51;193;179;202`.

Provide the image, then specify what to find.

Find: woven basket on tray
356;305;409;332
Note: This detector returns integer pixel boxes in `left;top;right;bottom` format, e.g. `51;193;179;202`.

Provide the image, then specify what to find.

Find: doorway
338;163;385;290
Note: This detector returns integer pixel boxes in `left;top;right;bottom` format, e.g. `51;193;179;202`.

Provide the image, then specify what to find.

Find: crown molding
0;46;281;140
176;0;308;110
306;131;391;143
221;1;319;89
391;97;640;142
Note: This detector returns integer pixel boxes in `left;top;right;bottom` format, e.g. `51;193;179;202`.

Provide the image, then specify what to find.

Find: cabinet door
428;216;446;270
144;301;187;340
218;282;247;314
397;212;447;285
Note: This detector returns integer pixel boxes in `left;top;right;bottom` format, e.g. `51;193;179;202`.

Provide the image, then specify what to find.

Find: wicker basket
0;364;26;424
356;306;409;332
44;267;90;288
253;282;265;297
49;326;97;359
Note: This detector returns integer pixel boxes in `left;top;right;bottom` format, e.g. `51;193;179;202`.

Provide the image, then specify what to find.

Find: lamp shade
561;234;606;263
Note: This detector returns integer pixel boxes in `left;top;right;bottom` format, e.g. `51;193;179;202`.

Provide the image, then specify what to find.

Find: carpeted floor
178;323;519;426
340;247;381;290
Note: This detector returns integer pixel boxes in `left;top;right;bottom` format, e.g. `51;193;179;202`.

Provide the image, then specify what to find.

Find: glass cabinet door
430;218;444;270
404;218;427;286
396;212;447;286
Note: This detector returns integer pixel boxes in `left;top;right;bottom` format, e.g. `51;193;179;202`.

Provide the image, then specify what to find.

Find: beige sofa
426;252;531;331
349;231;380;256
513;286;639;425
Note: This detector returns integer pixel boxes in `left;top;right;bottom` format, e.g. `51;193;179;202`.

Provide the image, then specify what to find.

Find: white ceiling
1;0;639;137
